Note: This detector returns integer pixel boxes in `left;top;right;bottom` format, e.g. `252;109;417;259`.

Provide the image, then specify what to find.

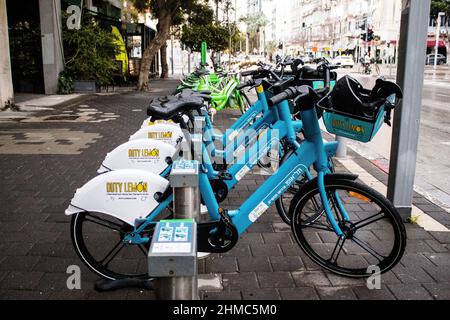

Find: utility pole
387;0;431;219
434;12;445;68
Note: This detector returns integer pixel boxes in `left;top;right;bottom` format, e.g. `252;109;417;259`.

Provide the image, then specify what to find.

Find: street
333;67;450;212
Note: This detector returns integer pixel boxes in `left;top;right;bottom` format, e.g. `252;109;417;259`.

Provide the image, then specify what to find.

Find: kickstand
94;278;154;292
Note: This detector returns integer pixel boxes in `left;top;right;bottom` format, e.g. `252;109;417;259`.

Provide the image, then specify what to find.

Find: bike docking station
149;159;200;300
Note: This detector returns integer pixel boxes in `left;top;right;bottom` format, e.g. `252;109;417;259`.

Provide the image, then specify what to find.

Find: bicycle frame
126;93;344;244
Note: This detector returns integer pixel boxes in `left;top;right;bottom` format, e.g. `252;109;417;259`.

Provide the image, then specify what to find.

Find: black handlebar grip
236;79;254;90
268;87;297;106
241;70;258;77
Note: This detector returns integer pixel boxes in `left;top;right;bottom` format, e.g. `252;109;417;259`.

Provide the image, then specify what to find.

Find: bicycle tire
71;212;159;280
290;176;406;278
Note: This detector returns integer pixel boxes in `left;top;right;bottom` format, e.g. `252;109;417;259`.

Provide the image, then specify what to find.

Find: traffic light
360;32;367;41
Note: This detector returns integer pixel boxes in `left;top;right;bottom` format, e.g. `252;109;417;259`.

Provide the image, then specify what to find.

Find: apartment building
288;0;402;62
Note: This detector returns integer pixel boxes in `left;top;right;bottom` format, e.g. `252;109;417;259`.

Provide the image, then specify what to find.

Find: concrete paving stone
241;288;281;300
250;243;283;257
262;232;293;245
87;288;131;300
352;284;396;300
399;253;436;269
422;252;450;267
220;243;251;257
431;231;450;244
35;273;72;292
387;284;434;300
415;204;446;212
326;273;366;286
405;227;434;240
272;222;291;233
49;289;92;300
33;256;77;273
237;256;272;272
421;265;450;282
246;222;274;233
405;239;436;253
205;256;238;273
257;271;295;288
422;282;450;300
316;286;358;300
0;289;51;300
392;265;436;284
0;255;40;272
292;271;332;287
222;272;259;290
0;271;44;290
279;244;303;257
269;256;304;272
0;242;34;256
278;287;320;300
202;290;242;300
125;289;156;300
424;239;448;253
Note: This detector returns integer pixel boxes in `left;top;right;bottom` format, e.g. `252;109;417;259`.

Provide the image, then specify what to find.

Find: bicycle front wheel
290;177;406;278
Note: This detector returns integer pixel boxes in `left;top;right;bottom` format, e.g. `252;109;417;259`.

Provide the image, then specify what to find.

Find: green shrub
62;15;120;87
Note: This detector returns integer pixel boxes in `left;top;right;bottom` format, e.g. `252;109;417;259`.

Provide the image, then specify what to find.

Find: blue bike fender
324;141;339;158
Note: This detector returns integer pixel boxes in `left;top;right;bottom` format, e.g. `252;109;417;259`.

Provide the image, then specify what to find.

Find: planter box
73;80;98;93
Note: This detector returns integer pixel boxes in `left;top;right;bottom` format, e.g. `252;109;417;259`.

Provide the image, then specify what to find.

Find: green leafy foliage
62;14;120;86
430;0;450;19
180;0;229;52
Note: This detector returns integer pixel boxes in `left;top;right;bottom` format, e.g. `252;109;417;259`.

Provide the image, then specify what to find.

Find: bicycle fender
141;116;181;128
129;123;185;148
65;169;169;226
98;139;176;175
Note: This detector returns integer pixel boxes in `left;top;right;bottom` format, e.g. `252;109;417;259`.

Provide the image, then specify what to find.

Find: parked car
426;53;447;65
332;55;355;68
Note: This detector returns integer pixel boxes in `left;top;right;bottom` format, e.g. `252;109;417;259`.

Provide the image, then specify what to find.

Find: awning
427;40;446;48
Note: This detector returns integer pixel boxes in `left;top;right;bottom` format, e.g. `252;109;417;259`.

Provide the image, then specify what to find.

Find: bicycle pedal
217;171;233;181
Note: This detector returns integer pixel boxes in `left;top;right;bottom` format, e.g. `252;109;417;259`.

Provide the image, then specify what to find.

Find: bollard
335;136;347;158
149;160;200;300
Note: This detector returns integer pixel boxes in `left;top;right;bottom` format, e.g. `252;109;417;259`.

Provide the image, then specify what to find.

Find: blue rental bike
69;62;406;280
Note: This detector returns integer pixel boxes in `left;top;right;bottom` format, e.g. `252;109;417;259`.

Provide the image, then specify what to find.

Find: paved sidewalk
0;79;449;300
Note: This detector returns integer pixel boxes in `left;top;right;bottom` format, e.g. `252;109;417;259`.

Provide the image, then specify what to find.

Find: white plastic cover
129;123;185;148
65;169;169;226
98;139;176;174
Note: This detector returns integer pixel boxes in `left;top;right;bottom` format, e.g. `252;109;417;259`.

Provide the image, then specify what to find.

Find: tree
240;12;268;54
180;1;229;67
131;0;182;90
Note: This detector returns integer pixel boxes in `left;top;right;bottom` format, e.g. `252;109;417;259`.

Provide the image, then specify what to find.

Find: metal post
387;0;431;219
151;160;200;300
188;48;191;74
434;12;445;69
335;136;347;158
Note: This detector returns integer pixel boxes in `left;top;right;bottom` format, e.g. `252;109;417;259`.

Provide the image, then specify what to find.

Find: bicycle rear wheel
71;212;162;280
290;177;406;278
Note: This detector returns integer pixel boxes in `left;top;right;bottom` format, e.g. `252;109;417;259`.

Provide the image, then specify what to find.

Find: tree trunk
137;9;173;91
160;42;169;79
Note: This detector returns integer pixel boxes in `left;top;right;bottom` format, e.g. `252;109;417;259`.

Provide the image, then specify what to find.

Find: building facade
287;0;402;62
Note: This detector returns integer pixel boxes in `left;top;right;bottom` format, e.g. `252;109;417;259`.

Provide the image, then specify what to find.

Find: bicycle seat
147;96;205;118
178;89;212;103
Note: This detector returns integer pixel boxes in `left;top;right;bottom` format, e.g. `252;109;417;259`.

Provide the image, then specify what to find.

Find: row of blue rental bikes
65;58;407;281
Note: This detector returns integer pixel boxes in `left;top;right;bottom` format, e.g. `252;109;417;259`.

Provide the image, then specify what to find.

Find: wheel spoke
328;236;346;265
100;240;126;267
354;210;386;230
85;215;124;232
352;236;386;262
138;245;148;257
